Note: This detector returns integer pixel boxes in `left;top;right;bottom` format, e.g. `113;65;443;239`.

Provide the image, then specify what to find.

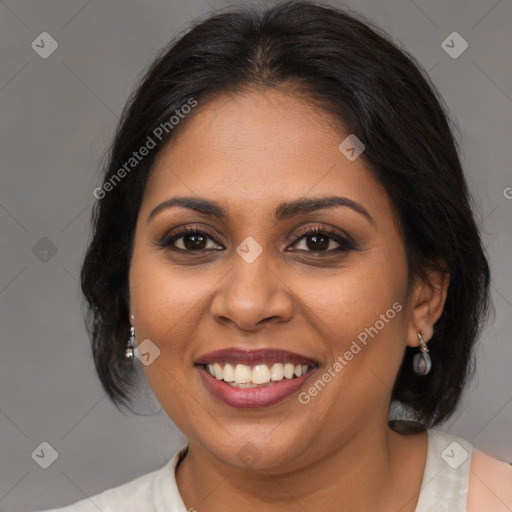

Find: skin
128;87;449;512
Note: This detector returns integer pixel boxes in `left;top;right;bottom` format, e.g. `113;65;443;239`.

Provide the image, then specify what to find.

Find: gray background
0;0;510;510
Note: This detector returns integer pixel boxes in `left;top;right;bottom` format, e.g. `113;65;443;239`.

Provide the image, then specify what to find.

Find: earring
413;330;431;376
125;325;135;360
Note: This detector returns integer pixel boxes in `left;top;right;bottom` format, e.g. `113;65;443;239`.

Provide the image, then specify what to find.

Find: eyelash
156;224;355;255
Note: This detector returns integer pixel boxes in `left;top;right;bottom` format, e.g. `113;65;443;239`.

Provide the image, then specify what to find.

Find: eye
156;224;355;255
156;226;224;252
288;225;354;254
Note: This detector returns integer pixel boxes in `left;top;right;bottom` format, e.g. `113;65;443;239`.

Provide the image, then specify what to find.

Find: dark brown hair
80;0;491;427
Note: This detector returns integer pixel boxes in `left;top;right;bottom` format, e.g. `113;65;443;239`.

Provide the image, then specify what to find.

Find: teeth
213;363;223;380
223;363;235;382
205;362;312;384
234;364;252;384
284;363;295;379
252;364;270;384
270;363;284;381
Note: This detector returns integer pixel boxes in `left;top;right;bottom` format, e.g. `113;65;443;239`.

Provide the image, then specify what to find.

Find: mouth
194;348;319;408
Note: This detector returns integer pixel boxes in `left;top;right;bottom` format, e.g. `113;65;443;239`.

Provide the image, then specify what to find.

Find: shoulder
34;445;189;512
468;448;512;512
415;429;511;512
36;464;165;512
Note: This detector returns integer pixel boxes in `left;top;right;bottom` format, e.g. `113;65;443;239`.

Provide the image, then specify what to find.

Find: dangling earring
125;325;135;360
413;330;431;375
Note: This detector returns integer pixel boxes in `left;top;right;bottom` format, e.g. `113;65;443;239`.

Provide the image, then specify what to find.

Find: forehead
141;88;392;222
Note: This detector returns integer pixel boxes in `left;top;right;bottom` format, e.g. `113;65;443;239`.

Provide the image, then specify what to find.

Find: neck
175;423;427;512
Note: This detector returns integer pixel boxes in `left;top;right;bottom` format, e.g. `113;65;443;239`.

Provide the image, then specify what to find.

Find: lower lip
196;365;318;408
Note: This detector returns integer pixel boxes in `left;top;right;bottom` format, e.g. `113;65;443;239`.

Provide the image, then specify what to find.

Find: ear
406;268;449;347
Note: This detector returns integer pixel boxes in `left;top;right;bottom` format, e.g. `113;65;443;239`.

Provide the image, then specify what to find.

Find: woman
38;1;511;511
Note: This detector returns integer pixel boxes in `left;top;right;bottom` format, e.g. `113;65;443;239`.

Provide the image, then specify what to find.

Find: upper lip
195;348;319;366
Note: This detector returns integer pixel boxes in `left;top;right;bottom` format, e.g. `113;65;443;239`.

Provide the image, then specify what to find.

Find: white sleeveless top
37;429;473;511
415;429;472;512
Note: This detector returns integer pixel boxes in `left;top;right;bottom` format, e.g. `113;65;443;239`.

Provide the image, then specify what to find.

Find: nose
209;252;294;332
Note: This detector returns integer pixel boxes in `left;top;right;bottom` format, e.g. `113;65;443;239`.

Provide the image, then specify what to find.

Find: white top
35;429;485;511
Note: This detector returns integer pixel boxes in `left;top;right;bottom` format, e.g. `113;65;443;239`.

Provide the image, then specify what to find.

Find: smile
195;348;319;408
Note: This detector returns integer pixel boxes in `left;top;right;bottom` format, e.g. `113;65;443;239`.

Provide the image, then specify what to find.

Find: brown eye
301;233;333;251
288;226;354;254
180;232;208;250
293;233;341;252
158;228;224;252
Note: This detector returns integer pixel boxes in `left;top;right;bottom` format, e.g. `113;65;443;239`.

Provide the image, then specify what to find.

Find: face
128;88;418;472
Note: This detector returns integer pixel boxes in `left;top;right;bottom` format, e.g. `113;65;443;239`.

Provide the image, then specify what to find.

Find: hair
80;0;491;427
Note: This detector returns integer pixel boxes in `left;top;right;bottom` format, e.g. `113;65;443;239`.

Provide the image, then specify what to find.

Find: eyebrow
147;195;374;224
275;196;373;224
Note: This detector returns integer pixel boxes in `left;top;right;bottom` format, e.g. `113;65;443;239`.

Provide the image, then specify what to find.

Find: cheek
297;261;405;338
128;252;206;430
291;251;408;386
128;247;204;363
129;244;211;325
